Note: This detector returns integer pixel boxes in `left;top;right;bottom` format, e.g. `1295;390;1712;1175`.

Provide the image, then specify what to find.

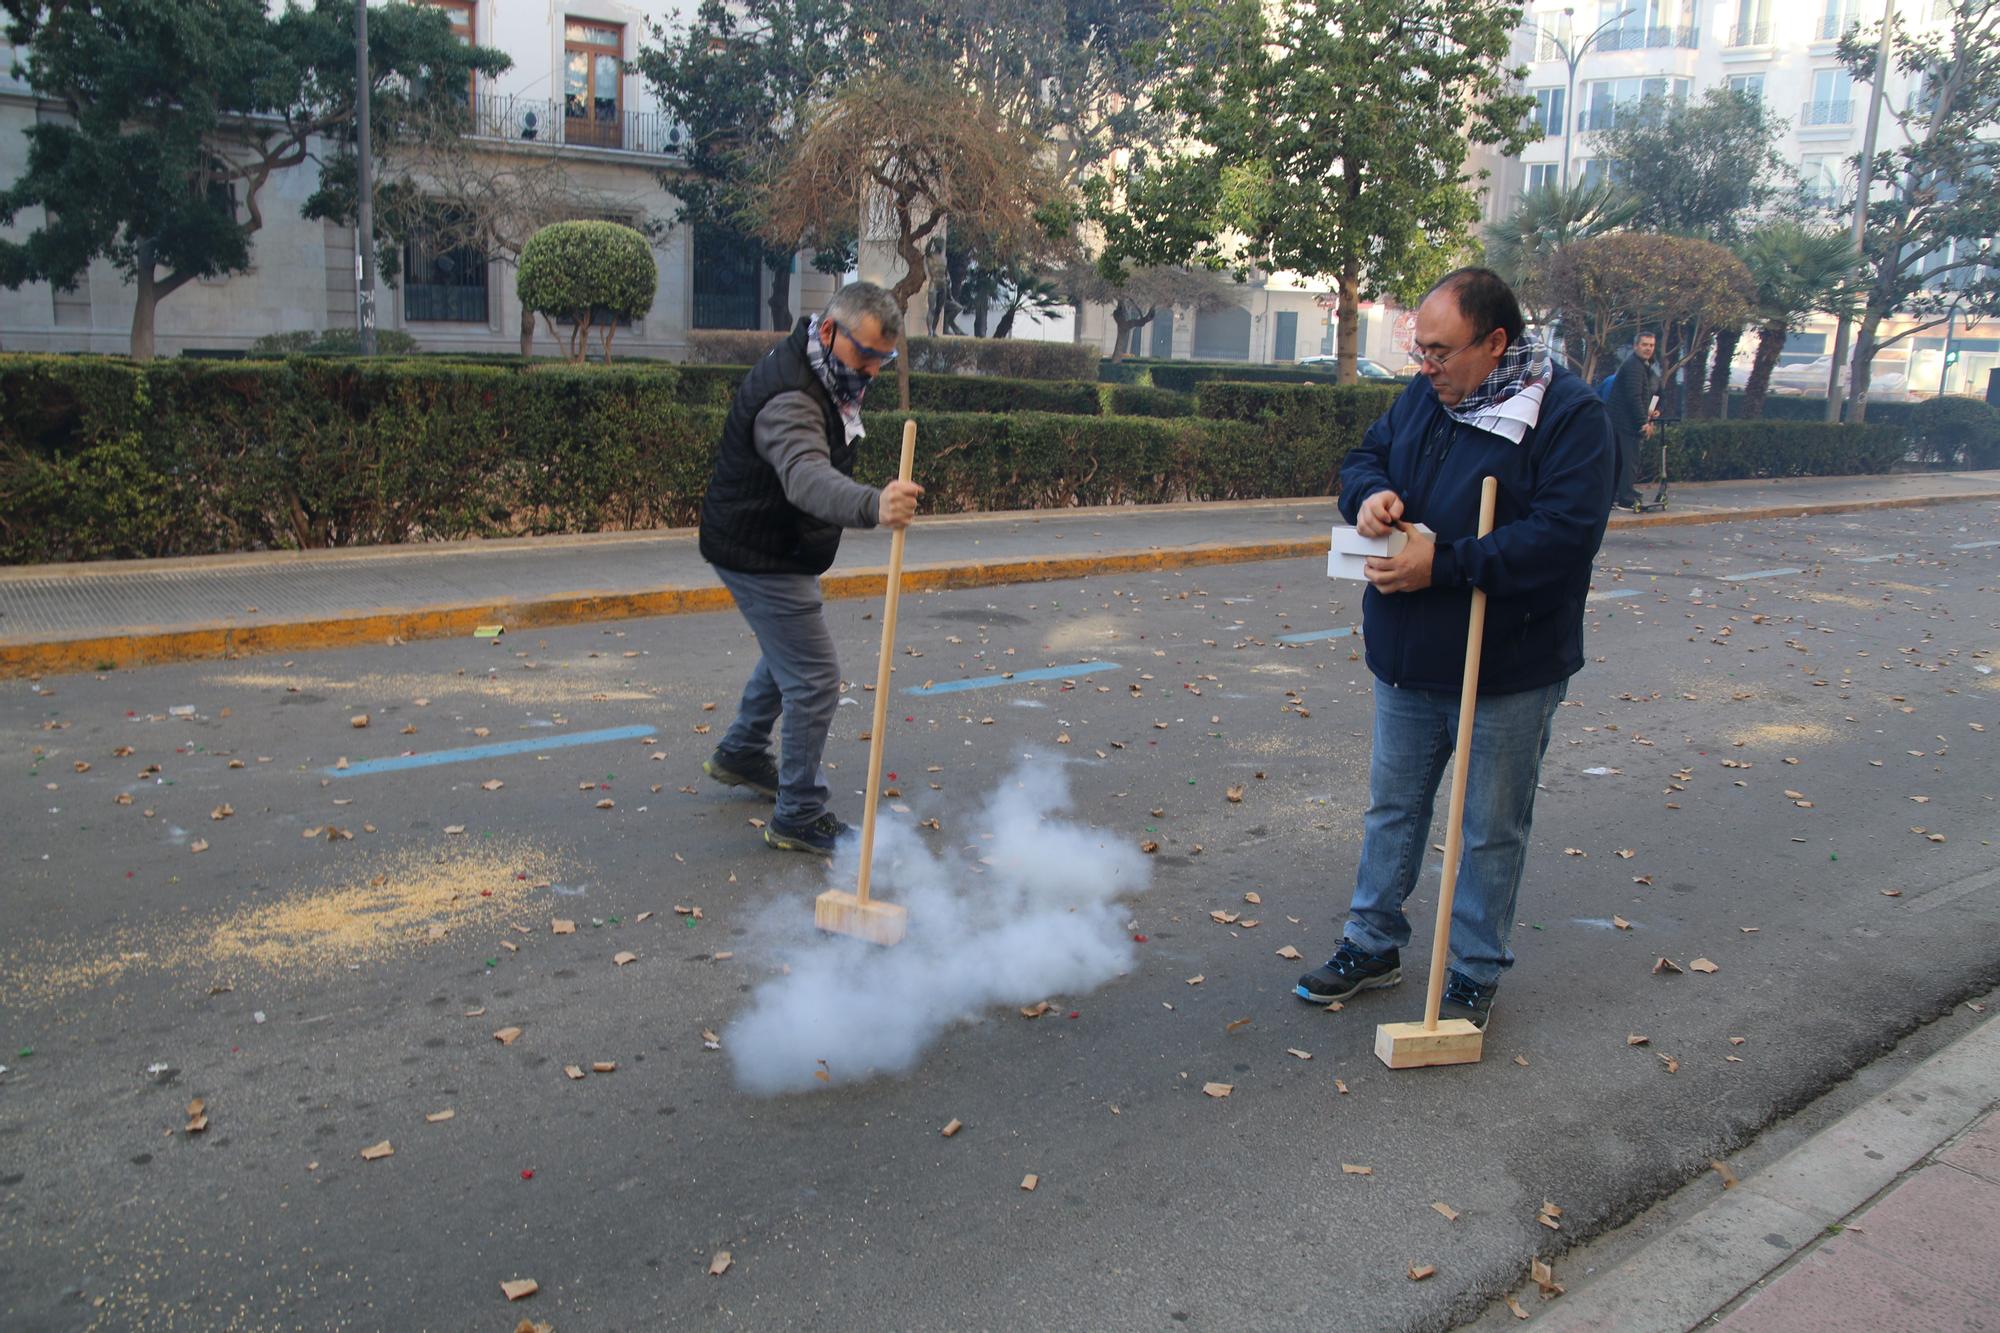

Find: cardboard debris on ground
564;1065;586;1081
1408;1264;1435;1281
1020;1001;1052;1019
1202;1082;1234;1098
1690;957;1720;973
1286;1048;1312;1060
185;1098;208;1133
1020;1174;1039;1191
1652;957;1684;975
1507;1295;1531;1319
1712;1159;1739;1189
500;1278;538;1301
592;1062;617;1073
360;1140;394;1161
708;1252;732;1277
1341;1163;1372;1176
941;1119;963;1138
425;1109;455;1123
1432;1202;1459;1222
613;951;638;966
1275;945;1303;960
551;919;576;935
494;1027;522;1045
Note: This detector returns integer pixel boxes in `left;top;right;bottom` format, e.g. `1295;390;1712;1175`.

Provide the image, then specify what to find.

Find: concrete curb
1529;1013;2000;1333
4;488;1997;678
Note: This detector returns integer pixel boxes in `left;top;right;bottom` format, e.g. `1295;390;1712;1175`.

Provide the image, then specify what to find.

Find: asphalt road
3;501;1998;1332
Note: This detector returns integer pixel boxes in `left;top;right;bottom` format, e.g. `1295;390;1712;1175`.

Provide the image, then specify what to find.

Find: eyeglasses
1407;335;1486;371
832;322;899;367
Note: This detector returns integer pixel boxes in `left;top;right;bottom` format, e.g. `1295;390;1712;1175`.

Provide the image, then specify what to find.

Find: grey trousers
712;565;840;825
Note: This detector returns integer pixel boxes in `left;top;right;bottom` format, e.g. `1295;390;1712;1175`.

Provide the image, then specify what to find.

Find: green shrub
517;221;659;362
1097;359;1148;384
1109;385;1196;418
247;328;424;357
670;364;1101;415
685;329;1098;381
1731;392;1916;428
1905;395;2000;469
1152;361;1350;394
1659;420;1906;481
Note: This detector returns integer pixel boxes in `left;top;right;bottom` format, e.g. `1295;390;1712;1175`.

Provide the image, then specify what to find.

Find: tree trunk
1110;302;1156;361
1848;311;1883;424
519;300;535;357
1336;264;1361;387
130;244;160;361
971;300;988;338
1706;327;1739;419
766;256;793;333
1741;321;1786;418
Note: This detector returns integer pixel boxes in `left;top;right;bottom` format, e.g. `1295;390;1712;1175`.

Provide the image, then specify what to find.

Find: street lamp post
1532;6;1637;191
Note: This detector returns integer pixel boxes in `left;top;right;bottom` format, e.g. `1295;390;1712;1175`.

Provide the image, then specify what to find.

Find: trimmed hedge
1905;396;2000;469
668;363;1103;415
1108;385;1196;418
1658;420;1906;482
1097;359;1148;384
685;329;1098;381
1732;392;1918;428
1151;362;1348;394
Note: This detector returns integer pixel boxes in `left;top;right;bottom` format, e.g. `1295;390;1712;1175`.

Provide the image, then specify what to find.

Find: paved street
3;500;1998;1331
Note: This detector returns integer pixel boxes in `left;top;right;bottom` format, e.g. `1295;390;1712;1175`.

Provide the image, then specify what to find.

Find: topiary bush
1905;395;2000;469
1109;384;1196;417
517;221;659;363
247;328;424;357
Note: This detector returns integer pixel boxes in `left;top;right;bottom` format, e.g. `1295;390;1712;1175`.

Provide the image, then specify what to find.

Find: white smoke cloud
727;763;1151;1096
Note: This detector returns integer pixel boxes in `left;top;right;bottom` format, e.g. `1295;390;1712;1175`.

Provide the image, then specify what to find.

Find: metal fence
1594;24;1700;51
1728;21;1773;46
1801;98;1855;127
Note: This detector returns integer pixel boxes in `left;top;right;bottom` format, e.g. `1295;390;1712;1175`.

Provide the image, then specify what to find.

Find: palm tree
1736;223;1857;418
1484;180;1642;317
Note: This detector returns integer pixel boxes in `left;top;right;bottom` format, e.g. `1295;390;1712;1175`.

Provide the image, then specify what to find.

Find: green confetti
608;916;621;924
684;917;696;928
17;1047;31;1058
485;957;498;968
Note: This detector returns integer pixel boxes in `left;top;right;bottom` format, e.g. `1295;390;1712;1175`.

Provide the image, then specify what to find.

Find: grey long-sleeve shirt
752;390;881;529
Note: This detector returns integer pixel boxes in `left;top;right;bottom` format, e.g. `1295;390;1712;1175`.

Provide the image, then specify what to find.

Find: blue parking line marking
1951;540;2000;550
1587;589;1642;603
1719;567;1804;582
1277;626;1358;643
325;724;655;777
907;662;1121;695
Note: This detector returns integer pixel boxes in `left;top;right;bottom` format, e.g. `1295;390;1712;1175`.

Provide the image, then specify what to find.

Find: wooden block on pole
813;889;908;947
1374;1019;1484;1069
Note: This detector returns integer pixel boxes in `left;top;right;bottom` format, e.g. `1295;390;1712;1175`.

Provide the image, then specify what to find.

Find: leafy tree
1093;0;1535;384
758;71;1068;408
1838;0;2000;421
1062;261;1242;359
636;0;861;332
1542;233;1755;390
0;0;507;358
1735;223;1857;418
1590;87;1796;245
516;220;659;362
1486;179;1641;362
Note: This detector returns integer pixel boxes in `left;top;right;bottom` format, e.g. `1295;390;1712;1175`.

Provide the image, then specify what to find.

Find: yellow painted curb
6;490;1996;678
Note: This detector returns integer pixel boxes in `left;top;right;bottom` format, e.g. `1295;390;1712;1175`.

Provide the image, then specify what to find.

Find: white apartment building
0;1;849;359
1492;0;1992;400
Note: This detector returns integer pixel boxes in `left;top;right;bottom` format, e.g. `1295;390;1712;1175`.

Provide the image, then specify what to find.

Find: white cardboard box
1327;523;1433;581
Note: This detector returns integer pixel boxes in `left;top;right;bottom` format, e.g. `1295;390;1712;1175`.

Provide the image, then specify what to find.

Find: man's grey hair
824;281;902;341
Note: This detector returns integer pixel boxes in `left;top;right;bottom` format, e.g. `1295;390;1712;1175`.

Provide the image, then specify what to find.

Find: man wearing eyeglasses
698;281;924;856
1294;267;1613;1032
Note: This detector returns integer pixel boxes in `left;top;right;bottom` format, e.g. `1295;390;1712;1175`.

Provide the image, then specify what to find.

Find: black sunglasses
830;321;899;366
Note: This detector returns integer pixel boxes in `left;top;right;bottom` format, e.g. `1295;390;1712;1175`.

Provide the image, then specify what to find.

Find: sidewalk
1530;1010;2000;1333
3;469;1998;677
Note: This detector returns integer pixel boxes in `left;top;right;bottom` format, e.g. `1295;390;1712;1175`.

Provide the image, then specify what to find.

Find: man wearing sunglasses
698;281;924;856
1294;267;1613;1032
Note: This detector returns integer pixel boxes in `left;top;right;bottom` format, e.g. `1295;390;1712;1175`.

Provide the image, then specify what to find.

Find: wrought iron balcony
464;92;687;157
1816;10;1859;40
1728;21;1773;46
1594;24;1700;51
1801;98;1855;127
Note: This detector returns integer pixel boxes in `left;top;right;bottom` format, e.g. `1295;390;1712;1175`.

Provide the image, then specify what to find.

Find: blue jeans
713;566;840;826
1343;678;1566;986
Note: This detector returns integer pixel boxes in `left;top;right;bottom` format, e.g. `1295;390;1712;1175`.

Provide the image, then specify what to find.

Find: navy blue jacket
1337;364;1614;695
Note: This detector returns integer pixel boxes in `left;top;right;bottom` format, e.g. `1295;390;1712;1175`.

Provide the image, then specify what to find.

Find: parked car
1295;355;1403;381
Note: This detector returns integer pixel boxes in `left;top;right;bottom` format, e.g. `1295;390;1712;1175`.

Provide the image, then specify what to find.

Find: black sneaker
1295;940;1402;1003
762;811;852;857
704;748;779;800
1439;970;1498;1031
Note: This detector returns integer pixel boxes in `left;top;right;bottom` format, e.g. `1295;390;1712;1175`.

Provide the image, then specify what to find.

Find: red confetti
480;889;493;897
1133;934;1148;943
1068;1011;1080;1020
521;1169;534;1180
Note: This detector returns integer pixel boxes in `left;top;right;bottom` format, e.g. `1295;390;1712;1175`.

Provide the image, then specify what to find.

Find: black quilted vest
698;319;855;575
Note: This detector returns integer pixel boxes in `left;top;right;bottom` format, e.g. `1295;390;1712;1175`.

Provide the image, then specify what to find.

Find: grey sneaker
1295;940;1402;1003
704;748;779;800
1439;970;1497;1031
762;811;852;857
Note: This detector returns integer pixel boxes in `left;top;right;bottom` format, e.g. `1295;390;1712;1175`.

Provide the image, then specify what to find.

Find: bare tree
373;108;659;355
757;71;1068;408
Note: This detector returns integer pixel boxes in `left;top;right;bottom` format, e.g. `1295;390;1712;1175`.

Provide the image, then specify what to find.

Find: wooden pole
1422;475;1500;1029
1375;476;1498;1068
853;419;917;909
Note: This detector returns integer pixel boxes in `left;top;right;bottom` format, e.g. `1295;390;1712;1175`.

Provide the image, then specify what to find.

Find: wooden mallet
815;419;917;946
1375;475;1499;1070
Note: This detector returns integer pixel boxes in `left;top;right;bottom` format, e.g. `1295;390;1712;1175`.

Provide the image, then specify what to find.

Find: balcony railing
464;92;686;157
1801;97;1855;127
1728;21;1773;46
1816;10;1859;40
1594;24;1700;51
